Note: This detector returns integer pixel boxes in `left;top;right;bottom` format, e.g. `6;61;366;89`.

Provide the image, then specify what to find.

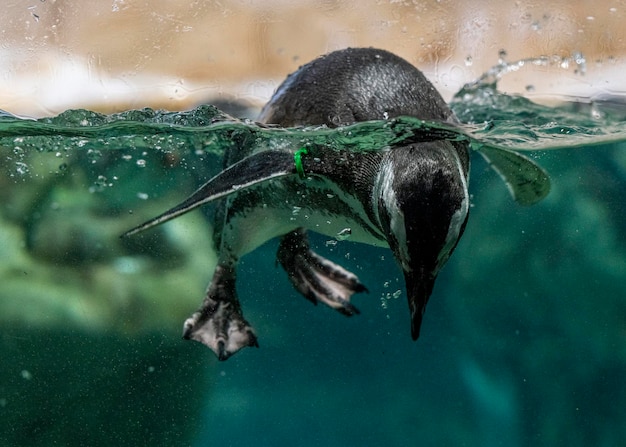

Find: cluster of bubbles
380;279;402;319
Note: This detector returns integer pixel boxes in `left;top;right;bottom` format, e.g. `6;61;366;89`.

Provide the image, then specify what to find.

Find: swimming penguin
124;47;471;360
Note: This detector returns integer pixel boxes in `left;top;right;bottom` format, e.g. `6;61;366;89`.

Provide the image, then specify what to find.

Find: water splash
463;52;588;92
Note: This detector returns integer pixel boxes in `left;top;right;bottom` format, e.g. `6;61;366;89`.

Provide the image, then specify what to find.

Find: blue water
1;78;625;446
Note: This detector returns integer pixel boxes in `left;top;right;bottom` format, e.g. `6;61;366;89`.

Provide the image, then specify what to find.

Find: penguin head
375;141;469;340
259;47;457;127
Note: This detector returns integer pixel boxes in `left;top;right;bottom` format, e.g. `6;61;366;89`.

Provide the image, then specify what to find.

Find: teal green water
1;82;625;447
2;84;626;154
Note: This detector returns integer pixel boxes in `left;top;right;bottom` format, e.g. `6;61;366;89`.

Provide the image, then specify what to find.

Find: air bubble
380;289;402;311
15;162;29;175
335;228;352;241
87;149;102;164
89;175;109;193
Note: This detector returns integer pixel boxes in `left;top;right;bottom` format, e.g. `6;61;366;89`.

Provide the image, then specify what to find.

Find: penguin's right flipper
277;229;367;316
478;145;551;206
123;150;298;237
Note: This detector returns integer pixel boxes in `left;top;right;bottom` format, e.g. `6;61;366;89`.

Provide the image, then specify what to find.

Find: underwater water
1;81;626;447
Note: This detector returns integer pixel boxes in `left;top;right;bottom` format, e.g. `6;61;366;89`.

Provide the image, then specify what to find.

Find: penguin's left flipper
277;229;367;316
122;150;298;237
478;145;551;205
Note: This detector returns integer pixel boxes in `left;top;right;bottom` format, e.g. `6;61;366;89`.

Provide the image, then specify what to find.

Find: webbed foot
277;229;367;316
182;265;258;360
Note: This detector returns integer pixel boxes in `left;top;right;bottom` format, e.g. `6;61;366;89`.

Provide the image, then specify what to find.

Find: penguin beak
402;268;435;341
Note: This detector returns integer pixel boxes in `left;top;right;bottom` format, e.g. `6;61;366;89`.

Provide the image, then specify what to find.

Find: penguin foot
182;265;258;361
277;229;367;316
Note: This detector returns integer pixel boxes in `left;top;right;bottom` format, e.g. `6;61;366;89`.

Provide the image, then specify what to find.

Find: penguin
124;47;471;360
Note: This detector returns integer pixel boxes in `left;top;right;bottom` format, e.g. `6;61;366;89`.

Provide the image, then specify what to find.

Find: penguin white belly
220;178;387;258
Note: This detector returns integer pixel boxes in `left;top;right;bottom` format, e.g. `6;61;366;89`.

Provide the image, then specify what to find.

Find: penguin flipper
277;229;367;316
122;150;297;237
478;145;551;206
182;265;259;361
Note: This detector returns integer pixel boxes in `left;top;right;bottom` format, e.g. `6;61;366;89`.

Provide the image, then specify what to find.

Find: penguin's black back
259;47;456;127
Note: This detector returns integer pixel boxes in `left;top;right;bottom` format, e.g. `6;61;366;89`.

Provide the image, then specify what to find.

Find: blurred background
1;1;626;447
1;0;625;116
